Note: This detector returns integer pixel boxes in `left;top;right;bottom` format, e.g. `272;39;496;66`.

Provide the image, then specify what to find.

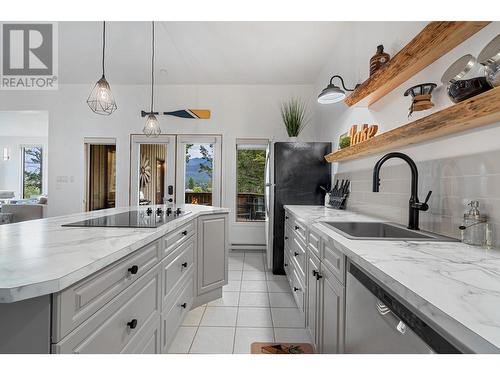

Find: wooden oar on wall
140;110;211;119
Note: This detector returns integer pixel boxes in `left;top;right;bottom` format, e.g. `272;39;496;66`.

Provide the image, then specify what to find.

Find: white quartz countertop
0;204;229;303
284;205;500;353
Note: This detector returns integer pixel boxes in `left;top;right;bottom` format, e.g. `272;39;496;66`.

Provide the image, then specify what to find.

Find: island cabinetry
196;214;228;296
162;219;196;258
52;239;162;341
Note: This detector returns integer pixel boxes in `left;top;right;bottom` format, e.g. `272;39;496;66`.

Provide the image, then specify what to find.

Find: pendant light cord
150;21;155;113
102;21;106;77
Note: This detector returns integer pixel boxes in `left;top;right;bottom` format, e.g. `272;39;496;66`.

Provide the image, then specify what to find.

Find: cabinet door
306;253;321;351
197;214;228;295
320;265;345;354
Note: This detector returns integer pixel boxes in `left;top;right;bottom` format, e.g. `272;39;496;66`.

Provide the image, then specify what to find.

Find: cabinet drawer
53;265;161;354
53;240;161;341
290;268;305;314
161;275;194;353
322;238;345;285
308;227;321;259
290;234;306;280
162;236;196;309
123;317;161;354
163;220;196;258
291;217;307;243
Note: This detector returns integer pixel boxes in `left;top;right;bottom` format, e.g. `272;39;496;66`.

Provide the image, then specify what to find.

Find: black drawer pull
127;319;138;329
181;302;187;309
294;226;300;230
181;262;188;268
284;263;288;267
294;252;299;257
293;287;300;292
316;272;323;281
128;265;139;275
285;236;288;240
181;230;188;236
312;269;319;277
285;216;289;220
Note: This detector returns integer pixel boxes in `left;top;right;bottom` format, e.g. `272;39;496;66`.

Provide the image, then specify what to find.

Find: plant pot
288;136;298;142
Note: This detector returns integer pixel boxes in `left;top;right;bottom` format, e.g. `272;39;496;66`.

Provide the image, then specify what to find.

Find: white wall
313;22;500;241
0;84;317;245
0;111;49;199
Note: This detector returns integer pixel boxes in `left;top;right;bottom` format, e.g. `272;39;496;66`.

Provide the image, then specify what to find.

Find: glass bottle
459;201;490;247
370;45;390;76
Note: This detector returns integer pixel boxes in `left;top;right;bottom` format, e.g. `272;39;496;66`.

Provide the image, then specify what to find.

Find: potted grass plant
280;98;309;141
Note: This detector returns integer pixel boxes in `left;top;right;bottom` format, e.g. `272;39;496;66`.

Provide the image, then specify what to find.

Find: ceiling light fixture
317;75;358;104
87;21;117;115
143;21;161;137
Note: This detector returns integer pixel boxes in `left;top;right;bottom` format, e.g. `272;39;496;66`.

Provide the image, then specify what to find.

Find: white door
176;135;222;207
130;135;176;206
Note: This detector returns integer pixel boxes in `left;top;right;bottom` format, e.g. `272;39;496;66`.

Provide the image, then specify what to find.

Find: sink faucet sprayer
372;152;432;231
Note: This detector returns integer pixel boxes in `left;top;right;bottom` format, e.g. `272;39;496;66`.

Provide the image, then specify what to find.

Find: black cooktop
62;207;190;228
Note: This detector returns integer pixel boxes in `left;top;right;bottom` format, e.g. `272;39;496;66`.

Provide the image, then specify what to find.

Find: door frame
129;134;176;206
83;137;116;212
176;134;223;207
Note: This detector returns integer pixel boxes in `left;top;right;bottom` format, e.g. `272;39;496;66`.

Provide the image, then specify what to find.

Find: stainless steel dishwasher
345;260;460;354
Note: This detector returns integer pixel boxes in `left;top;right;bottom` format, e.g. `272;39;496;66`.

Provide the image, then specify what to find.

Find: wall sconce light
317;75;359;104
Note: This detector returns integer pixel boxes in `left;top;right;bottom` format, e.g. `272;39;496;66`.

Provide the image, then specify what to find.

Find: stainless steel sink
321;222;458;242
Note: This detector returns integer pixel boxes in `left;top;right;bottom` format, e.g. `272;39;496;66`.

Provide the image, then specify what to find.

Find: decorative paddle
140;110;211;119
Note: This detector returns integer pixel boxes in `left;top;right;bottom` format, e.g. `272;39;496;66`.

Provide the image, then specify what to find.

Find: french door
130;135;176;206
130;134;222;207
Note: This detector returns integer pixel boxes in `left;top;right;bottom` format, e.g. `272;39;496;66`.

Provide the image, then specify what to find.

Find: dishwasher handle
376;300;407;335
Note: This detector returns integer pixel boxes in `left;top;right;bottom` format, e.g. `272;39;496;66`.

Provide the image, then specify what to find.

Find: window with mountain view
22;146;43;199
236;142;267;222
185;143;214;206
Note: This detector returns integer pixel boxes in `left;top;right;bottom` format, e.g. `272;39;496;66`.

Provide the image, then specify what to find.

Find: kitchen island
283;205;500;354
0;204;229;354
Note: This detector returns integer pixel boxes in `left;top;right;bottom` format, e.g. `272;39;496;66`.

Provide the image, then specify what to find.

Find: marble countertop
0;204;229;303
284;205;500;353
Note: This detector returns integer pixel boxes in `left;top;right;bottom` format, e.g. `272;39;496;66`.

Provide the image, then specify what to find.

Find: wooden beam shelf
325;87;500;163
344;21;490;107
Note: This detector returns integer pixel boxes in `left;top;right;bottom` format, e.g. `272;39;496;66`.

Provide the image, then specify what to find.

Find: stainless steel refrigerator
265;142;332;274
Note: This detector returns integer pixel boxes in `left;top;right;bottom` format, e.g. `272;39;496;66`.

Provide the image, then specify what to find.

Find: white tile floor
168;250;313;354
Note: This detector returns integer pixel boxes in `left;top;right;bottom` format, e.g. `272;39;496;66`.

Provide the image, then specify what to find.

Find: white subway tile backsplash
336;150;500;246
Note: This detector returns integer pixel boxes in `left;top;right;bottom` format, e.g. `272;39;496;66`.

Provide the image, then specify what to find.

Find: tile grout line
187;304;206;354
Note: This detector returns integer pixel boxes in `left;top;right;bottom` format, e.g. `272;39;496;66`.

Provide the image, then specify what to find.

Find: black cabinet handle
285;236;288;240
293;287;300;292
294;251;299;257
127;319;138;329
294;226;299;230
312;269;319;277
285;216;289;220
128;265;139;275
181;230;188;236
284;263;288;267
181;262;188;268
181;303;187;309
316;272;323;281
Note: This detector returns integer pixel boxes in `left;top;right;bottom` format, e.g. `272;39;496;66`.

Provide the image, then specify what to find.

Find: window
236;140;268;222
22;146;43;199
184;143;214;206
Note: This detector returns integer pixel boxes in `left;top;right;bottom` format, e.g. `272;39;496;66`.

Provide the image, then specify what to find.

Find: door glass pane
236;145;266;221
139;144;167;205
88;144;116;211
22;146;43;199
185;143;214;206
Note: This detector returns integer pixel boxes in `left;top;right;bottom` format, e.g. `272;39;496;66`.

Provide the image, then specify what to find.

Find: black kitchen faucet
372;152;432;231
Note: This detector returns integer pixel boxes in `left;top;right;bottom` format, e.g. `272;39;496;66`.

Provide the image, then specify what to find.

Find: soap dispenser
459;201;492;247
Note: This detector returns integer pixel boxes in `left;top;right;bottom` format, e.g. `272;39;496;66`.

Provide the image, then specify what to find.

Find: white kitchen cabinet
306;252;321;350
319;264;345;354
197;214;228;295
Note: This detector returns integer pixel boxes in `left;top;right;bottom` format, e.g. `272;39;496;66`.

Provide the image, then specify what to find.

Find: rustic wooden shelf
344;21;490;107
325;87;500;163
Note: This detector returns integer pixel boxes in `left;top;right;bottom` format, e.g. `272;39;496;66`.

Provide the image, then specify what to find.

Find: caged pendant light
87;21;117;115
143;21;161;137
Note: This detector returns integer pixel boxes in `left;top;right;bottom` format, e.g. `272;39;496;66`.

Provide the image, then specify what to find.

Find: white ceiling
58;21;351;85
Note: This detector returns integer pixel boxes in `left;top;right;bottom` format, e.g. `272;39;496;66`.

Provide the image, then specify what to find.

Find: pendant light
317;75;358;104
143;21;161;137
87;21;117;115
